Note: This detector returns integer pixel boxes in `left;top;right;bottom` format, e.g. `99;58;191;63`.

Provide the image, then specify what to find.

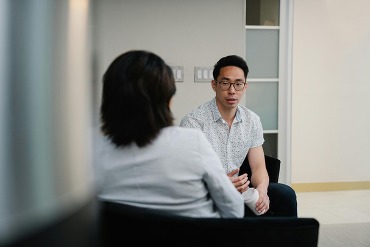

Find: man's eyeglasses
216;80;246;91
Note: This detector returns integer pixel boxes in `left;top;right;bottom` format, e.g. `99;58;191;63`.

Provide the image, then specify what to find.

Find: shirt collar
210;97;242;123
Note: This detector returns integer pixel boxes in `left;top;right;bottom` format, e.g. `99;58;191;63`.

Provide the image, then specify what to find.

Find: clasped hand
227;168;250;193
256;191;269;214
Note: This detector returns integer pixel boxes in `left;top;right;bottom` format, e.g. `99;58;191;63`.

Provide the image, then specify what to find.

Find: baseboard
291;181;370;192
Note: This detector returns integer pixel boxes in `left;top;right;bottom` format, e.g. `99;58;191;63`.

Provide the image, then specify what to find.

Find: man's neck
216;101;237;128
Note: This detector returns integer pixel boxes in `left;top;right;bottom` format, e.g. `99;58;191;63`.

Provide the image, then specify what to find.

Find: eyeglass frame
215;79;247;91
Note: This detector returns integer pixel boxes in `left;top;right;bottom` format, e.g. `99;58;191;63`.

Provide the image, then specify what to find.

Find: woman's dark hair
212;55;249;80
100;50;176;148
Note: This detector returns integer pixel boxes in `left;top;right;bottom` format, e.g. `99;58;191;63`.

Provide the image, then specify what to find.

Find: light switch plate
170;66;184;82
194;66;213;82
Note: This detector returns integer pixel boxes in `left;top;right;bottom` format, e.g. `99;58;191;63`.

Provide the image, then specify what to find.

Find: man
180;55;297;217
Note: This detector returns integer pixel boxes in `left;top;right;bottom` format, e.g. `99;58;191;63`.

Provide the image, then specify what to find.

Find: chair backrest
97;201;320;247
239;155;280;184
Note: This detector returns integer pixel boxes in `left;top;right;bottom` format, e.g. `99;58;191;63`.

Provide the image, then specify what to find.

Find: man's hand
227;169;250;193
255;188;269;215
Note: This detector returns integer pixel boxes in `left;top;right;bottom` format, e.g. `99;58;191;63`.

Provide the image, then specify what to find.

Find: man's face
212;66;247;112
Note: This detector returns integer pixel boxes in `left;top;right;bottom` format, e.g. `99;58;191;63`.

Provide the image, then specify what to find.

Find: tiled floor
296;190;370;224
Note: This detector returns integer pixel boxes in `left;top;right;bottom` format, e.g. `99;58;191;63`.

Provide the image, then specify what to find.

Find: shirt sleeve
196;130;244;218
250;113;265;148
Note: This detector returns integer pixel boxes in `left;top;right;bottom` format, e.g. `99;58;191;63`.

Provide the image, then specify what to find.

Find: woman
95;50;244;218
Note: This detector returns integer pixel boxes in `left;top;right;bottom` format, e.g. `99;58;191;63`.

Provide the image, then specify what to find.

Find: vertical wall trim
278;0;294;185
0;0;10;243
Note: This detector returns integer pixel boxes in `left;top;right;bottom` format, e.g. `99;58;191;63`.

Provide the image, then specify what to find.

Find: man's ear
244;82;248;92
211;80;216;91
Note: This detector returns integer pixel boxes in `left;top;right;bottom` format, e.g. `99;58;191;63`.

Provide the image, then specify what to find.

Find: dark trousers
244;182;298;217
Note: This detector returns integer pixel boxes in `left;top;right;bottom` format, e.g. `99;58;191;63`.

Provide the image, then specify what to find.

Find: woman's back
96;126;244;218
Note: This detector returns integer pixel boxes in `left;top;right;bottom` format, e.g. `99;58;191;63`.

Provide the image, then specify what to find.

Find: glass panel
263;133;278;158
246;29;279;78
245;81;278;130
246;0;280;26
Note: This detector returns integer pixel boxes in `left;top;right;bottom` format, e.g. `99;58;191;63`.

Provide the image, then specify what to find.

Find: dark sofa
97;155;319;247
97;201;320;247
5;155;319;247
3;198;319;247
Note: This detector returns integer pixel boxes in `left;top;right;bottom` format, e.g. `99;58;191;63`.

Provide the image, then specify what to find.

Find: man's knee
268;183;298;216
281;184;297;200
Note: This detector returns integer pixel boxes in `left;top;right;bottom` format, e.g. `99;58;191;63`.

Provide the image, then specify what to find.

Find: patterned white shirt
180;97;264;173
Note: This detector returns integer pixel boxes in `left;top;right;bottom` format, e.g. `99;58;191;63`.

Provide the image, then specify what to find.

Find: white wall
92;0;246;126
92;0;370;187
291;0;370;184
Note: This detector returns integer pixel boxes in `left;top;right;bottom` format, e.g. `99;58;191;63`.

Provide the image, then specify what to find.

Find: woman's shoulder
165;126;203;135
161;126;217;161
162;126;208;143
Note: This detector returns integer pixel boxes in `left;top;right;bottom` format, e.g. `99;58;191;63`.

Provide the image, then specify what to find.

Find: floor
296;190;370;247
297;190;370;224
